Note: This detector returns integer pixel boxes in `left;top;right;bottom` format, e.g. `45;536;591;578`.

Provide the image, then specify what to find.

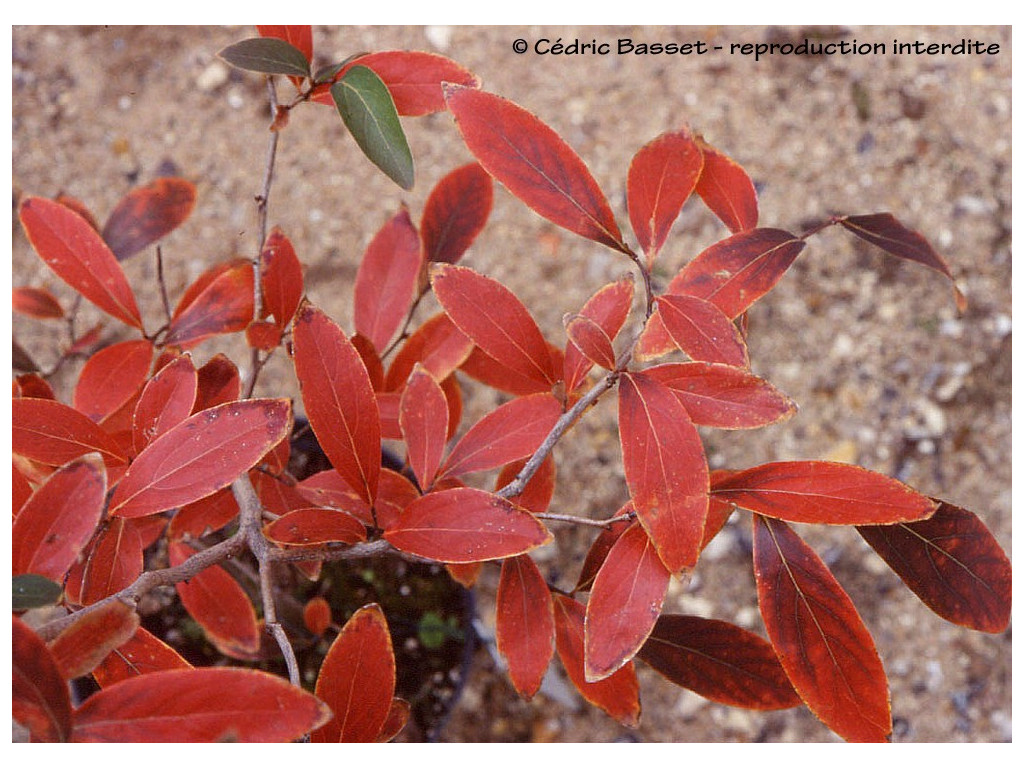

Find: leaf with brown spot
166;259;255;349
101;178;197;260
420;162;494;264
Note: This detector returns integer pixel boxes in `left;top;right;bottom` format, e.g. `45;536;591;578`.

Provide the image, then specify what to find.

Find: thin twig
535;510;635;529
155;245;173;323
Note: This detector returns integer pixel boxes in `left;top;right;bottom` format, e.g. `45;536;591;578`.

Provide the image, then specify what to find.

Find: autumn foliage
12;26;1010;743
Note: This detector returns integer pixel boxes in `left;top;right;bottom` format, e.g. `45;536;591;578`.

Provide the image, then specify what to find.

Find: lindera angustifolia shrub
12;26;1011;743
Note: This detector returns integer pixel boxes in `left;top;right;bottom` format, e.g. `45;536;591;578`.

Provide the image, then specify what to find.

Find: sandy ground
12;25;1011;742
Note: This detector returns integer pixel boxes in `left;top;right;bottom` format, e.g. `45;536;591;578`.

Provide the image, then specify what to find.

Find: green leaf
331;66;415;190
218;37;311;78
13;573;64;611
312;52;367;86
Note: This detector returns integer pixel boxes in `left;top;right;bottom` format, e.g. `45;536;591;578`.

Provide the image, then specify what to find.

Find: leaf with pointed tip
565;314;616;371
292;304;381;505
421;162;493;264
263;507;367;547
858;500;1011;633
19;196;143;328
92;626;192;687
13;397;126;470
753;514;891;742
354;208;423;352
644;362;797;429
459;344;562;396
79;517;145;605
552;593;640;728
627;129;703;263
332;65;414;190
74;667;331;742
619;372;709;574
13;286;64;319
585;522;670;681
13;454;106;581
563;276;635;393
312;604;396;743
638;614;801;710
496;555;555;699
384;487;551;563
431;263;556;388
13;617;72;742
48;599;140;680
73;339;153;422
384;311;473;391
654;293;749;367
712;460;938;525
132;353;198;453
574;512;633;593
218;36;311;77
166;259;255;349
376;698;411;743
694;137;759;233
399;365;449;490
108;399;291;518
256;25;313;66
444;84;626;252
439;393;561;480
259;227;304;329
101;178;197;261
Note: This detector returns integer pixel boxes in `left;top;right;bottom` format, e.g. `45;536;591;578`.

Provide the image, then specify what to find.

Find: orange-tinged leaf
496;555;555;699
79;517;145;605
627;129;703;263
92;626;192;687
312;604;396;743
753;514;891;742
384;487;551;563
694;137;759;233
552;593;640;728
246;319;282;350
399;365;449;490
858;500;1012;633
354;208;423;352
292;304;381;505
108;398;292;518
384;311;473;391
48;599;140;680
132;352;198;453
259;226;304;329
444;85;626;252
438;392;561;480
13;616;72;742
13;454;106;581
101;177;197;261
166;259;255;349
303;596;333;636
376;698;411;742
263;507;367;547
13;286;64;319
19;196;143;329
638;614;801;710
431;263;556;388
644;361;797;429
421;162;493;264
73;667;331;742
653;293;749;368
712;460;938;525
619;372;709;574
585;522;670;681
13;397;127;469
73;339;153;422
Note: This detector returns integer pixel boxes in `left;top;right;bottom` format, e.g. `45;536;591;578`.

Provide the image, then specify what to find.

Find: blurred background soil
11;25;1011;742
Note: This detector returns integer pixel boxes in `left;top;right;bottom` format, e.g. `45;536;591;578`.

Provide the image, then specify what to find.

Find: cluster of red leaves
13;25;1010;744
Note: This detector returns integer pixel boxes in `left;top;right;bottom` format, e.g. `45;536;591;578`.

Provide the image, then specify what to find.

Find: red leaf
13;617;72;742
108;399;292;518
47;599;140;680
438;392;561;480
292;304;381;505
132;352;198;453
653;293;749;367
753;514;891;742
13;286;64;319
458;345;561;397
12;398;126;469
565;314;616;371
399;365;449;490
257;25;313;65
92;626;192;687
444;84;626;252
101;177;197;261
858;500;1012;633
384;311;473;391
79;517;145;605
168;487;240;541
712;460;938;525
619;372;709;574
384;487;551;563
574;513;633;592
421;162;494;264
353;208;423;352
73;339;153;422
263;507;368;547
585;522;670;682
13;454;106;581
259;226;304;329
303;596;333;636
431;263;556;388
14;372;55;400
376;698;411;743
13;461;34;517
74;667;331;742
552;594;640;728
19;196;143;329
55;193;100;231
374;468;423;530
495;455;556;514
496;554;555;699
627;129;703;263
312;604;396;743
246;320;281;350
166;259;255;349
296;470;374;526
250;469;310;516
194;353;241;412
637;614;801;710
169;540;261;658
644;361;797;429
694;137;759;233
